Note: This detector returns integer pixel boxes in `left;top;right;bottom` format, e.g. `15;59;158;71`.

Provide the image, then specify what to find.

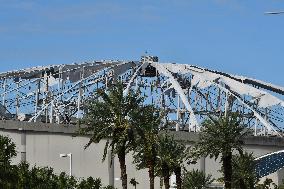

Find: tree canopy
79;82;144;189
192;113;247;189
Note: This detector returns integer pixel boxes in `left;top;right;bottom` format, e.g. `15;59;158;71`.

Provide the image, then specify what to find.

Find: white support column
77;83;82;119
16;80;20;119
2;78;6;107
58;66;63;93
254;119;258;136
224;91;229;117
34;80;40;122
105;75;108;89
57;67;63;123
176;94;180;131
217;88;221;112
77;71;83;119
166;80;169;89
49;102;53;123
45;74;49;123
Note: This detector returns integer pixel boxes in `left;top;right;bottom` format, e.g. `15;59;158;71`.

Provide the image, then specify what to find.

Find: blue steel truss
255;150;284;178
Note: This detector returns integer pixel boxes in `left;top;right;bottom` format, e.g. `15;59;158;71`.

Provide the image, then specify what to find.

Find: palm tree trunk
148;160;155;189
162;163;170;189
163;174;170;189
174;166;182;189
248;180;254;189
239;179;246;189
118;148;128;189
222;152;232;189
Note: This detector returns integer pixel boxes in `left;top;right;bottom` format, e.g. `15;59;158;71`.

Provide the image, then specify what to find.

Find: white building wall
0;125;284;188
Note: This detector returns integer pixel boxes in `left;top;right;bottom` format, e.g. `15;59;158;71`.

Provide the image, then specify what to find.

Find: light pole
60;153;72;176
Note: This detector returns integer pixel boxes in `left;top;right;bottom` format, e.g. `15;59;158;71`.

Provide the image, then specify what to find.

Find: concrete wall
0;120;284;188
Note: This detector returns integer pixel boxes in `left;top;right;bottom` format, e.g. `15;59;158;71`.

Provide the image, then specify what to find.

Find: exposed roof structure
0;56;284;137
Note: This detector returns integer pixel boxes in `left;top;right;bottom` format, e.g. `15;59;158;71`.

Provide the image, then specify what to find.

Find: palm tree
0;135;17;188
156;134;175;189
132;105;161;189
170;138;189;189
79;82;143;189
129;178;139;189
0;135;16;166
192;113;246;189
182;169;214;189
155;134;190;189
231;152;258;189
77;177;103;189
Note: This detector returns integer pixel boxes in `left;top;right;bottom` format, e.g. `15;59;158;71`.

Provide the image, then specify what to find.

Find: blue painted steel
255;150;284;178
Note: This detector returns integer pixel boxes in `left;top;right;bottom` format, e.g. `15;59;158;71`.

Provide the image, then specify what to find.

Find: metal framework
1;56;284;136
255;150;284;178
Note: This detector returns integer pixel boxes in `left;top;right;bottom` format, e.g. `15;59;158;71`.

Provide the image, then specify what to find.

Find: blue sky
0;0;284;86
